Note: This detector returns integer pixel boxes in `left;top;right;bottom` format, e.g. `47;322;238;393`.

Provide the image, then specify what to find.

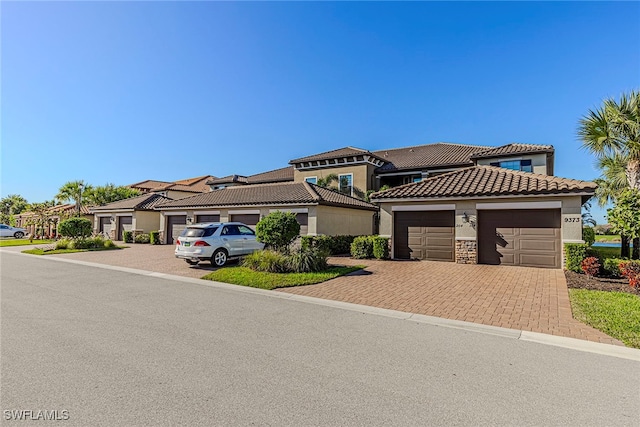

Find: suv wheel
211;249;228;267
14;232;24;239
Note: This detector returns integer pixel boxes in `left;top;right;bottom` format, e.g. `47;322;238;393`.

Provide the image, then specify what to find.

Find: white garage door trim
392;204;456;212
476;201;561;210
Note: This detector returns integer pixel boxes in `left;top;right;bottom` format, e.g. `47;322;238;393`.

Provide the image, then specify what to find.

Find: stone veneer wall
455;240;477;264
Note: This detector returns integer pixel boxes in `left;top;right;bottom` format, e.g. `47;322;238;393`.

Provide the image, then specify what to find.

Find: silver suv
174;222;265;267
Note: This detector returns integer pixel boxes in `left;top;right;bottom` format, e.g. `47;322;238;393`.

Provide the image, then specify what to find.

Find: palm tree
56;180;93;216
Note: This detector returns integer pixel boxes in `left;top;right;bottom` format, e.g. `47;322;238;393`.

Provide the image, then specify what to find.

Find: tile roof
129;180;173;191
19;204;92;217
156;181;378;211
247;166;294;184
470;143;554;160
370;166;596;200
129;176;214;193
373;143;492;173
289;147;380;164
91;193;173;211
208;175;249;185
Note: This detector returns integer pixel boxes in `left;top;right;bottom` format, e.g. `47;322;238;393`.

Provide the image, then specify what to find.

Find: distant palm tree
56;180;92;216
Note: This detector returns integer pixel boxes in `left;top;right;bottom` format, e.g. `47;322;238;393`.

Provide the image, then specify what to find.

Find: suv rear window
180;227;218;237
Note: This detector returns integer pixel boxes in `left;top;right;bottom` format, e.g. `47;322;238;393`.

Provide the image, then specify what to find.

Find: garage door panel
479;209;561;269
394;211;454;261
230;214;260;227
167;215;187;244
196;214;220;223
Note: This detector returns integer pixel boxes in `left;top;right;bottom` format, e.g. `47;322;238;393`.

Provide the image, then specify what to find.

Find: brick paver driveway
28;243;621;345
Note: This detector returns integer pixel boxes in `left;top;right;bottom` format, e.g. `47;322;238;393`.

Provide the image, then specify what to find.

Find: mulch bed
564;271;640;295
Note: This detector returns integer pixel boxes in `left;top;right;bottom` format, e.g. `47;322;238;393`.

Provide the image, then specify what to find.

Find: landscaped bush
55;239;70;250
372;236;390;260
580;257;600;278
58;217;92;239
242;250;288;273
564;243;588;273
134;233;150;244
255;211;300;252
620;260;640;288
150;231;161;245
603;258;627;277
287;248;328;273
582;227;596;246
350;236;390;259
122;230;133;243
300;235;356;255
104;239;116;248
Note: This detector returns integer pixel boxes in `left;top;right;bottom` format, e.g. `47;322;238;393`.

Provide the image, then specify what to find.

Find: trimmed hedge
58;217;92;239
564;243;588;273
582;227;596;246
350;236;390;260
123;230;133;243
150;231;161;245
135;233;150;244
300;235;356;255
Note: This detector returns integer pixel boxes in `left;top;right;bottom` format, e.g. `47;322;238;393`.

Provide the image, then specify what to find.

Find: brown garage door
167;215;187;244
99;217;111;238
230;214;260;228
117;216;132;241
296;213;308;235
394;211;455;261
478;209;561;268
196;214;220;223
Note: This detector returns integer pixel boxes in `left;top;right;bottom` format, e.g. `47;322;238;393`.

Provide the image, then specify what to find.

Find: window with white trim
305;176;317;184
338;173;353;196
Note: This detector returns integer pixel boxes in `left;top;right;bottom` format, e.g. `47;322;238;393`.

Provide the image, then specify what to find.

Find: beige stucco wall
315;205;375;236
293;164;376;193
165;190;204;200
134;210;161;233
476;153;548;175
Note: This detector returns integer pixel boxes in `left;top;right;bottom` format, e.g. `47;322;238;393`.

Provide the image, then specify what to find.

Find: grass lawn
595;235;621;242
0;239;54;247
23;247;124;255
201;265;364;290
569;289;640;348
591;246;621;260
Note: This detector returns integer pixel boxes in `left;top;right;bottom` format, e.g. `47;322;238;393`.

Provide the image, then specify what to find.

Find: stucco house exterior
15;204;93;238
155;181;378;244
370;166;595;269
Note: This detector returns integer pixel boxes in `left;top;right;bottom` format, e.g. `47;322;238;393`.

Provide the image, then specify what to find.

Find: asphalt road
1;252;639;426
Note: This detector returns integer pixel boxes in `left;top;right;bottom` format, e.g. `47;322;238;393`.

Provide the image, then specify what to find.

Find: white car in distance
0;224;27;239
175;222;265;267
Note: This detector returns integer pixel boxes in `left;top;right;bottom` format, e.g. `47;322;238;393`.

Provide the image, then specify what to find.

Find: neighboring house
129;175;215;199
15;204;93;238
206;166;294;190
370;166;595;269
155;181;378;244
90;193;172;240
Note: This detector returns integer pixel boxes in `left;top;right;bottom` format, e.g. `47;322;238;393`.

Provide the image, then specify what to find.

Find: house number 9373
564;218;581;223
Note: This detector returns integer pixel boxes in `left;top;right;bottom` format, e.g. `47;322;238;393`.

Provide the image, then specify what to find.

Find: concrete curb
5;249;640;362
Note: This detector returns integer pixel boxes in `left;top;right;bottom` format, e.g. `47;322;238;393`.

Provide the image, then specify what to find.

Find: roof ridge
373;142;493;154
476;165;588;183
303;181;322;201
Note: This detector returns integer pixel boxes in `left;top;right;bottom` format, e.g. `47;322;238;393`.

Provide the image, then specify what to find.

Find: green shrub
564;243;588;273
55;239;70;250
150;231;161;245
58;217;92;239
603;258;627;277
104;239;116;248
255;211;300;252
300;235;357;255
242;250;288;273
372;236;390;259
351;236;374;259
582;227;596;246
134;233;150;244
287;248;328;273
123;230;133;243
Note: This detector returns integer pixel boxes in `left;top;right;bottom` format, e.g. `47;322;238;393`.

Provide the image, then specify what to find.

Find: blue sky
2;1;639;223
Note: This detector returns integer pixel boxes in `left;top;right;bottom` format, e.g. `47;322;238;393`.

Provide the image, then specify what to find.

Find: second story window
305;177;317;184
339;173;353;196
490;159;533;173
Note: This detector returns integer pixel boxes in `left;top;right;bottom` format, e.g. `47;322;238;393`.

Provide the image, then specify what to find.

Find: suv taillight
176;240;180;246
194;241;210;246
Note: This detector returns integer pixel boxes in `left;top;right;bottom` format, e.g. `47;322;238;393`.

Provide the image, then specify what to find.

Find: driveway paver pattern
22;243;622;345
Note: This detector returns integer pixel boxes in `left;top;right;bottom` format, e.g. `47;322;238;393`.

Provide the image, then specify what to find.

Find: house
129;175;215;199
15;204;93;238
90;193;173;240
370;166;595;269
154;181;378;244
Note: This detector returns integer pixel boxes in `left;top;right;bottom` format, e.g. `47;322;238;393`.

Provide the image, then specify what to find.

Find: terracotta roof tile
470;143;554;159
247;166;294;184
156;181;377;211
370;166;596;200
372;143;493;172
289;147;378;164
91;193;173;211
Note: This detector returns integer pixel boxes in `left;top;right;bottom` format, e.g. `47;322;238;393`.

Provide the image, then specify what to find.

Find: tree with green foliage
85;184;140;206
25;201;56;239
0;194;28;225
58;217;93;239
607;188;640;259
579;91;640;258
56;180;93;216
255;211;300;253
